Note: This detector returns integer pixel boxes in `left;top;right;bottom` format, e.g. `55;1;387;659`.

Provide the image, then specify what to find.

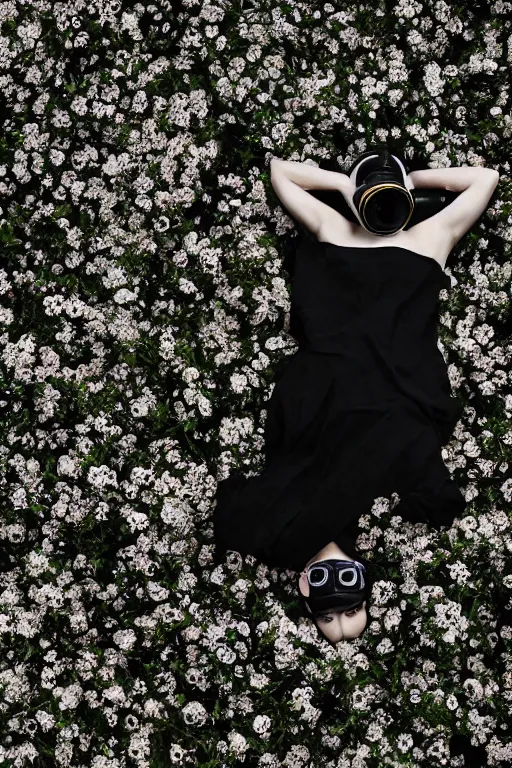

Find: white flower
446;694;458;710
463;678;484;700
114;288;138;304
57;454;80;478
181;701;209;727
397;733;414;752
113;629;137;651
376;638;394;655
87;464;118;489
253;714;271;735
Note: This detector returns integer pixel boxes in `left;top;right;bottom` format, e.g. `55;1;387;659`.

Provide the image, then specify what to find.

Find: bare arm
271;159;353;193
409;167;500;245
409;166;499;192
270;159;355;237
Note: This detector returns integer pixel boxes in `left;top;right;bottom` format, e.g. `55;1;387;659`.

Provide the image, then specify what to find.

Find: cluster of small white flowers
371;580;397;606
0;1;510;766
423;61;446;97
486;736;512;766
218;415;254;445
434;601;470;643
446;560;473;585
393;0;423;19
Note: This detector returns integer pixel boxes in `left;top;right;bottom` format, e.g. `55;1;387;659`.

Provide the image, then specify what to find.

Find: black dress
213;227;467;573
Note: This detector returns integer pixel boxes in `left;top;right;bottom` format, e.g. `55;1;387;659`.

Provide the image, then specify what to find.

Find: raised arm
270;159;355;238
409;166;500;246
409;166;499;192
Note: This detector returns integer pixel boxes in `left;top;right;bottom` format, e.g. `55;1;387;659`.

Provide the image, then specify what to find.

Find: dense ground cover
0;1;511;766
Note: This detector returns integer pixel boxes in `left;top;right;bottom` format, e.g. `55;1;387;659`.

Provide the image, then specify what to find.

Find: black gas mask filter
345;148;414;236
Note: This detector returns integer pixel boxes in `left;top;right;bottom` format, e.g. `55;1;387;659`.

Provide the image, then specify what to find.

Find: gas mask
344;147;415;236
301;558;368;619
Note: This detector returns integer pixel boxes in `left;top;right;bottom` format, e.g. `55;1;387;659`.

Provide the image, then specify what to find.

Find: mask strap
391;154;414;190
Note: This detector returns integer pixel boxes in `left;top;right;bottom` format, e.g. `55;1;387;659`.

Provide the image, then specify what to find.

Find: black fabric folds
213;228;466;573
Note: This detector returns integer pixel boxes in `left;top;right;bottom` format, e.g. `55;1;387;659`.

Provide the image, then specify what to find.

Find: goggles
302;558;367;618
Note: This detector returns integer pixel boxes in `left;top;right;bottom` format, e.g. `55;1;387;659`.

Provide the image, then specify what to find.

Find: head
298;557;369;645
346;146;414;236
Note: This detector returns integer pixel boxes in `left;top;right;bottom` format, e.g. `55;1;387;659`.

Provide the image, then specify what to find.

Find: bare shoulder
315;209;359;243
404;220;456;267
317;210;455;268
